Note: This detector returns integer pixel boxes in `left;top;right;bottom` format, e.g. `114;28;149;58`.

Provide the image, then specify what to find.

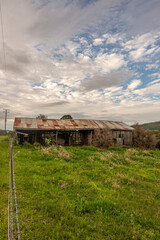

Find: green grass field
0;136;9;239
0;136;160;239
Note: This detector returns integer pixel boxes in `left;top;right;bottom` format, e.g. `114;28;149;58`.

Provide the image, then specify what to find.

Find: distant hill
132;121;160;130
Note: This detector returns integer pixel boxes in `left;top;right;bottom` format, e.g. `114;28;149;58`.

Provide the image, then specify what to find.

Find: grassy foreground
0;137;160;239
0;136;9;239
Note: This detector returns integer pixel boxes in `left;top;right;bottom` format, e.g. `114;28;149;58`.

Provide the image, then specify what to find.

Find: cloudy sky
0;0;160;129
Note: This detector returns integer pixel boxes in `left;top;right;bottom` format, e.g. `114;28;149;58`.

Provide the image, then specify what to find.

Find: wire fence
9;137;20;240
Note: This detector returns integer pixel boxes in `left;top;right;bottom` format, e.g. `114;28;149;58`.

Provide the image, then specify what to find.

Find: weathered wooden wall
16;129;133;146
112;130;133;145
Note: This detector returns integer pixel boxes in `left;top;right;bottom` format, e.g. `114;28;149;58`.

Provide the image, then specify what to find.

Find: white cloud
123;33;159;61
93;38;104;46
150;73;160;79
147;79;160;85
94;53;126;72
146;61;159;70
103;33;122;44
128;79;141;90
133;82;160;96
0;0;160;130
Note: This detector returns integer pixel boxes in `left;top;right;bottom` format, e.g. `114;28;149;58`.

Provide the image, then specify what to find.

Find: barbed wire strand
8;193;9;240
9;137;14;240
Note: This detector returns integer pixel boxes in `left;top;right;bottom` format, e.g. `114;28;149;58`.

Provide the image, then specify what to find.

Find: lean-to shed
13;118;134;146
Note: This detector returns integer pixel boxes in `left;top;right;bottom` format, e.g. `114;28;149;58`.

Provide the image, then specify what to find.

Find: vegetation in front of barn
1;135;160;240
133;124;157;149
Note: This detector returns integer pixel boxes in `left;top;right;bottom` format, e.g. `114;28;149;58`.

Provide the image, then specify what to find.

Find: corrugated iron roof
13;118;134;131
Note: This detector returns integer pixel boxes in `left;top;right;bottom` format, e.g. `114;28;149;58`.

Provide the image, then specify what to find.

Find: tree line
36;114;73;120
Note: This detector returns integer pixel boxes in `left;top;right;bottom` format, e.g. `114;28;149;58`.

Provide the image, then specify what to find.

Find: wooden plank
56;131;58;145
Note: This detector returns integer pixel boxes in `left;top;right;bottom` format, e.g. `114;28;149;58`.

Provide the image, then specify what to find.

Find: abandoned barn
13;117;134;146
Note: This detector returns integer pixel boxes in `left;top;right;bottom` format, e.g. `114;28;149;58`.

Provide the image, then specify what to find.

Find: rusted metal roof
13;118;134;131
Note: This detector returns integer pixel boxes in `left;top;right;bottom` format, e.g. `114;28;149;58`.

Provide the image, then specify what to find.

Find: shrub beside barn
13;118;134;146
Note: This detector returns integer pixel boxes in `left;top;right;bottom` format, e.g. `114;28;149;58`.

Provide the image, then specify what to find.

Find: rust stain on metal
107;121;119;130
13;118;134;131
116;122;128;130
101;121;110;129
72;121;78;127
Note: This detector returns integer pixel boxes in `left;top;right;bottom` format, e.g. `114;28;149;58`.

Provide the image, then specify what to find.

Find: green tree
36;114;48;119
60;115;73;120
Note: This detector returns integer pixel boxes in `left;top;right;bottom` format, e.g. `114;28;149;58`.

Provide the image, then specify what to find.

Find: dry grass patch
127;177;135;185
117;172;135;186
117;172;126;178
105;152;117;159
58;146;71;159
41;146;51;155
124;149;139;162
88;156;95;162
142;150;153;156
59;181;68;189
105;161;118;169
41;145;59;155
41;145;71;160
112;179;120;188
98;152;119;162
154;162;160;167
98;154;106;162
